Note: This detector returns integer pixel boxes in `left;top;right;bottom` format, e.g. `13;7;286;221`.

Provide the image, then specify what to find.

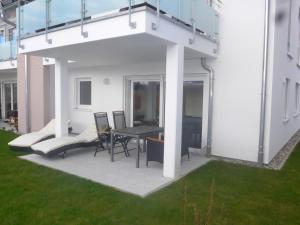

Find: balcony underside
0;60;17;71
23;34;211;68
19;9;218;63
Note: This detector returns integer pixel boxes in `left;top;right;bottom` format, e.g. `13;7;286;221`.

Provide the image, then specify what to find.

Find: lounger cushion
8;119;55;148
31;124;98;155
8;132;54;148
76;125;98;143
31;137;84;154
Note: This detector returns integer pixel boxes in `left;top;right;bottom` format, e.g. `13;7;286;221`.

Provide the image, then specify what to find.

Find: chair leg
125;141;130;156
62;151;66;159
122;143;129;157
94;141;106;157
94;147;98;157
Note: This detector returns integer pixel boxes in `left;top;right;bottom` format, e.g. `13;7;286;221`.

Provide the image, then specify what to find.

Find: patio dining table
110;126;164;168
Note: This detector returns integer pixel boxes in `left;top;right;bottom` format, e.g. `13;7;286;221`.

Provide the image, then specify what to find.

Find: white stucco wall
67;60;208;142
66;0;272;163
266;0;300;163
209;0;266;162
20;0;300;164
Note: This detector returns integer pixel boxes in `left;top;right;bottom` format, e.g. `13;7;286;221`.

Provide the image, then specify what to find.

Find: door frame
124;75;165;127
1;81;17;119
124;73;209;150
184;73;209;150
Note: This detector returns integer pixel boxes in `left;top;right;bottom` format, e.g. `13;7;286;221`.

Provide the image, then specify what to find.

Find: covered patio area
20;146;211;197
20;13;216;180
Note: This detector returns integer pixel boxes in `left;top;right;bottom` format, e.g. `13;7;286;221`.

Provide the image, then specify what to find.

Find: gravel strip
267;129;300;170
210;129;300;170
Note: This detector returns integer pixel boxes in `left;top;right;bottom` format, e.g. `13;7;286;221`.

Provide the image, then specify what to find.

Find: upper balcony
17;0;219;60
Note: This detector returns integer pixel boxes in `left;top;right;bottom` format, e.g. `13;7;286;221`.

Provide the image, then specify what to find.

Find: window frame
298;6;300;66
8;28;15;42
0;29;5;43
75;78;92;110
284;78;291;122
287;0;293;58
294;82;300;117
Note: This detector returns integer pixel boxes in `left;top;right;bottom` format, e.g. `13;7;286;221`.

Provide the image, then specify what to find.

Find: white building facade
13;0;300;178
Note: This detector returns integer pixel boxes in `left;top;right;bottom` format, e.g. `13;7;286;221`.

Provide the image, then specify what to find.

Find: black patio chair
94;112;131;158
146;129;190;166
112;111;134;156
93;112;111;157
181;126;192;159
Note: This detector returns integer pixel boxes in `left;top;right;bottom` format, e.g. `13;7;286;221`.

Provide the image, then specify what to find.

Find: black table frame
110;126;164;168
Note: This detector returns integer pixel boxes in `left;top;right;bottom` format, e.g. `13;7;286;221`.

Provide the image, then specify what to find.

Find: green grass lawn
0;130;300;225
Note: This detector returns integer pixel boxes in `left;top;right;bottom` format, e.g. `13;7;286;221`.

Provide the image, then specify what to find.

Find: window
8;28;15;41
76;78;91;108
284;78;291;122
287;0;293;57
295;83;300;116
298;6;300;65
0;30;4;43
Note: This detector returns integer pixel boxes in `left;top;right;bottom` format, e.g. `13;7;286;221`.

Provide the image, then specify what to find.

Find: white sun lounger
31;125;98;157
8;119;55;151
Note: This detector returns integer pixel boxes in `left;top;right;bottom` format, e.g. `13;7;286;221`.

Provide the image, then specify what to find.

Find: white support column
54;58;69;138
163;44;184;179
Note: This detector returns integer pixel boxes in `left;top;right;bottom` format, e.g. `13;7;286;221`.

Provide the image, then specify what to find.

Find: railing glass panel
0;40;17;61
193;0;218;38
86;0;130;18
18;0;219;40
19;0;46;37
50;0;81;27
159;0;180;18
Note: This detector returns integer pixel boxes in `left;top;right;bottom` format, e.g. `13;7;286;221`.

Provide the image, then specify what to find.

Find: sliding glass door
126;76;164;127
13;83;17;110
132;81;160;127
2;82;17;119
182;81;203;149
126;77;204;150
4;83;12;118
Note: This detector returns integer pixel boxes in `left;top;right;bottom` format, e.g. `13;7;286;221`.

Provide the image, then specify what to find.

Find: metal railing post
9;41;15;66
128;0;136;29
17;0;24;49
152;0;160;30
45;0;52;44
189;1;196;44
9;41;12;60
81;0;88;37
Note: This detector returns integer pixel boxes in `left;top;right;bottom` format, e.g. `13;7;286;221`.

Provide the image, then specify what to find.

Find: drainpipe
258;0;271;167
201;58;214;157
24;54;30;133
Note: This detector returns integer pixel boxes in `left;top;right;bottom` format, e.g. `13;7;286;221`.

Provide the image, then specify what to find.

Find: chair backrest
94;112;110;138
112;111;127;130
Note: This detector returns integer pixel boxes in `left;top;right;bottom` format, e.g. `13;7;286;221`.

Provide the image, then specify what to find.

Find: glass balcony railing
17;0;219;41
0;40;17;62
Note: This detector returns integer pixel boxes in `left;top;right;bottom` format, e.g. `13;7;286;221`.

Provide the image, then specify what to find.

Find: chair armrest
98;131;110;137
146;137;164;144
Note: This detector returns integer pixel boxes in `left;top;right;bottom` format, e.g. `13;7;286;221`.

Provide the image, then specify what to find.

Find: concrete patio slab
20;147;211;197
